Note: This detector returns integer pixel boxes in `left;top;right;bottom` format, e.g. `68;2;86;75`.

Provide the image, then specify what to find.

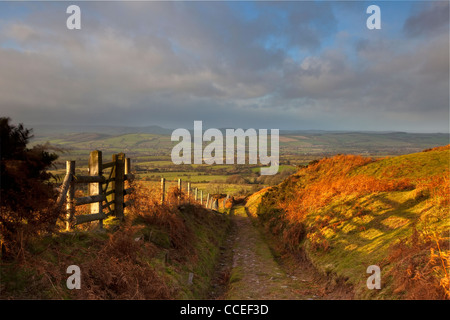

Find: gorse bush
0;118;62;258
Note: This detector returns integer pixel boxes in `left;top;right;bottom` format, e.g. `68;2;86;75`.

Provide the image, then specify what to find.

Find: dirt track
209;204;354;300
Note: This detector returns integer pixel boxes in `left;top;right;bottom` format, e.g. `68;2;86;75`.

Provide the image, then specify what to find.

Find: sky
0;0;448;133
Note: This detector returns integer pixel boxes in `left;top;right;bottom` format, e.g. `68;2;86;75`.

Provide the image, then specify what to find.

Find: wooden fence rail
57;150;230;231
57;150;133;230
158;177;229;211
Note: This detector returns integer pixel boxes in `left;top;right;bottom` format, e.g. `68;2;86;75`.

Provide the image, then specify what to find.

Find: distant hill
30;124;448;157
31;124;173;137
249;145;450;299
277;131;449;157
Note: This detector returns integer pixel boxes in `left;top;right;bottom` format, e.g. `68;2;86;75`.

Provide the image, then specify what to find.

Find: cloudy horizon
0;1;449;133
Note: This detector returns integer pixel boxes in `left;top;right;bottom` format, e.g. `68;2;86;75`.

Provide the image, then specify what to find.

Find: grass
0;183;232;299
16;127;450;299
255;145;450;299
137;179;262;203
350;149;449;180
141;171;229;182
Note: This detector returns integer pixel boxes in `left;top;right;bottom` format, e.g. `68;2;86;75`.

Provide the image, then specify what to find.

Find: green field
34;128;448;198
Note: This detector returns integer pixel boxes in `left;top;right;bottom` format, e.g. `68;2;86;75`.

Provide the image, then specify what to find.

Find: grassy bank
253;145;450;299
0;183;231;299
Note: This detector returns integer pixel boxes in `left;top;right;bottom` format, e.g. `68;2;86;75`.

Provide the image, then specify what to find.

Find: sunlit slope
255;145;449;299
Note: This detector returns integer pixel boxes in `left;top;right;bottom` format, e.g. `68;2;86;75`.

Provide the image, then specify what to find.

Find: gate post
66;161;75;231
89;150;103;228
112;153;125;220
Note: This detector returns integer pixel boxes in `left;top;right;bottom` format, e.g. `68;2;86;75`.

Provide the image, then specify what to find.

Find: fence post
206;193;210;209
89;150;103;228
194;188;198;202
66;161;75;231
112;153;125;220
124;157;131;215
125;158;131;175
177;178;182;203
187;182;191;204
161;177;166;204
200;190;203;205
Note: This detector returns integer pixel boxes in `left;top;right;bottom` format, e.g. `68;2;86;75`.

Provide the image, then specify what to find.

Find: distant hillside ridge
30;124;173;137
251;145;450;299
29;125;449;163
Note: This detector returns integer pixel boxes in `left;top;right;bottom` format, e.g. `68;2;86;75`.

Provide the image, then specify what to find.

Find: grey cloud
284;27;448;108
404;2;449;37
0;1;448;133
286;1;337;51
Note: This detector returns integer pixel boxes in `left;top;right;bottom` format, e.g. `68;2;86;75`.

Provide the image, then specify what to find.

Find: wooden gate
56;150;133;230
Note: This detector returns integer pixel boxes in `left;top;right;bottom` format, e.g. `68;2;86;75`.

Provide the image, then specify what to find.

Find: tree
0;117;61;257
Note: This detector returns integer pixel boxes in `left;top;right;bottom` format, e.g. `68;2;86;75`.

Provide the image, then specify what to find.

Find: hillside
0;185;231;299
251;145;450;299
3;118;449;300
30;129;449;164
1;139;448;300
